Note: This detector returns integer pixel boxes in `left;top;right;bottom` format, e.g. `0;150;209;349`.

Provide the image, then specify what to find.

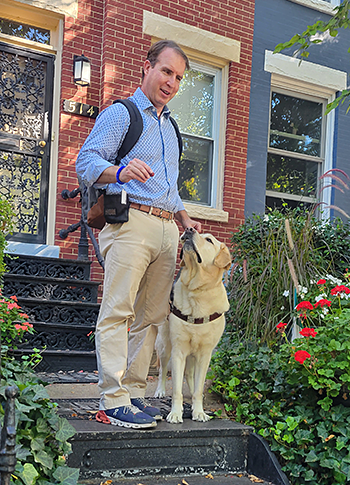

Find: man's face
141;47;186;116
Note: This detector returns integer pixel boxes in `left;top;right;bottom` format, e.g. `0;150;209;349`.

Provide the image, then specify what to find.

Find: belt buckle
187;316;195;324
159;209;163;218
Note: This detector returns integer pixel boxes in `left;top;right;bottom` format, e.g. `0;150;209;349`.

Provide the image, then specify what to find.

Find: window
168;62;221;207
266;90;326;211
0;18;50;44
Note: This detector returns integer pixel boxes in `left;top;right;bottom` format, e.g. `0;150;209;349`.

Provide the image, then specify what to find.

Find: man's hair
141;40;190;80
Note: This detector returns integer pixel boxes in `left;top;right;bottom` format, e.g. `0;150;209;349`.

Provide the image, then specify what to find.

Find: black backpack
85;98;183;212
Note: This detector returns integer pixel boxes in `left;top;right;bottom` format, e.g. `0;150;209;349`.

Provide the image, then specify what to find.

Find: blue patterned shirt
76;88;185;213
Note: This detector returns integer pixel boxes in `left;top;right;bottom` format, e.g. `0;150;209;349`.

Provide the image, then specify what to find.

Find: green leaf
305;449;318;463
304;469;315;481
228;376;240;387
18;463;40;485
55;418;76;442
34;450;54;470
15;444;32;461
31;437;46;452
52;467;79;485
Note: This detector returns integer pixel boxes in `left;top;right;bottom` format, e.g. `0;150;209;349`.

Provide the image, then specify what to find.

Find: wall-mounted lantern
73;54;91;86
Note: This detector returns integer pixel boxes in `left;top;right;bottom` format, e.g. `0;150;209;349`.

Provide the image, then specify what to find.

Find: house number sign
63;100;99;119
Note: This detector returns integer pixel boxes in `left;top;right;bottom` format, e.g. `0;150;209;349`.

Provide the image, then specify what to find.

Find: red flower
314;299;331;308
294;350;311;364
276;322;287;333
317;279;326;285
299;328;317;338
296;301;314;311
331;285;350;296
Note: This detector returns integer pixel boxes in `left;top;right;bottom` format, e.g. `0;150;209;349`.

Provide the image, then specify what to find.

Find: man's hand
96;159;154;185
118;159;154;184
175;210;202;233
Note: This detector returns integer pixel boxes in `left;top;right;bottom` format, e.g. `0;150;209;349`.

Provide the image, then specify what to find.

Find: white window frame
287;0;340;15
142;10;241;222
266;88;327;208
172;60;222;209
265;50;347;219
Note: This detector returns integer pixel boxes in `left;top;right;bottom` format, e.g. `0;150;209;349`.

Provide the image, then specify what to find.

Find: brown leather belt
130;202;174;221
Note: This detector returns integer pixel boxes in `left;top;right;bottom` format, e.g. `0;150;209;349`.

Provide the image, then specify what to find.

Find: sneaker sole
107;416;157;429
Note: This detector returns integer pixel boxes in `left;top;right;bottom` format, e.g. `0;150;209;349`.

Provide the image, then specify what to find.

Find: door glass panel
0;18;50;44
0;46;52;242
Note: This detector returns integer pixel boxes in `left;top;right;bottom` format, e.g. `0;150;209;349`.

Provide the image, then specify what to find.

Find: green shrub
211;275;350;485
227;207;350;342
1;355;79;485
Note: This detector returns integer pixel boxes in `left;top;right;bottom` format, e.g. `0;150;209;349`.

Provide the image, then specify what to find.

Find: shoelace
133;397;149;407
116;404;142;415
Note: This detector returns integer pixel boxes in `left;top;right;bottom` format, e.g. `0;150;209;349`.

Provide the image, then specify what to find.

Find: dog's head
179;228;231;288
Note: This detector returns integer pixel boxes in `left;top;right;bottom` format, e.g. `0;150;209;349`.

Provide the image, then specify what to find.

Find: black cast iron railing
59;181;104;269
0;386;18;485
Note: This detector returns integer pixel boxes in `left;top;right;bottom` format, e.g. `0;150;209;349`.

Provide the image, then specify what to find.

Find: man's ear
214;244;232;270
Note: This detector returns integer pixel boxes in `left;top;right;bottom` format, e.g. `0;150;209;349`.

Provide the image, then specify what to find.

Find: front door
0;42;54;244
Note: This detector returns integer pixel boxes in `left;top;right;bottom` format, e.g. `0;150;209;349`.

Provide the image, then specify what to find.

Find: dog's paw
166;411;183;424
192;411;211;422
154;387;166;398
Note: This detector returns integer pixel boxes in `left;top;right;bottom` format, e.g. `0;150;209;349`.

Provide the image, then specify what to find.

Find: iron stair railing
59;181;104;270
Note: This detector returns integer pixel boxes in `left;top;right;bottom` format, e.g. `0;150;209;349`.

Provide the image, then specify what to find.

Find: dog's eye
206;238;214;244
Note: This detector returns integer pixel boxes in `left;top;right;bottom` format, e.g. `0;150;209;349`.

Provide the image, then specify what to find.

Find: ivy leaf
52;466;79;485
304;468;315;481
305;449;318;463
32;386;50;402
34;450;54;470
18;463;40;485
15;444;31;461
31;437;46;452
55;418;76;442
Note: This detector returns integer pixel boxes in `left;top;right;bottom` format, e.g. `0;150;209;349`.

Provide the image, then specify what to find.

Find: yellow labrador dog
155;227;231;423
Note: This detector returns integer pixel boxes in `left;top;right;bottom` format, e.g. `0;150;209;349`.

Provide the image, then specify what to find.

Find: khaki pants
96;208;179;410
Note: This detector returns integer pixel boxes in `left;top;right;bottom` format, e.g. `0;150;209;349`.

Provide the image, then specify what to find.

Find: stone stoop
3;254;101;372
45;376;290;485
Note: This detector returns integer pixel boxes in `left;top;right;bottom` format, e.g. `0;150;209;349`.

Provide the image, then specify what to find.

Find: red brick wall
55;0;255;284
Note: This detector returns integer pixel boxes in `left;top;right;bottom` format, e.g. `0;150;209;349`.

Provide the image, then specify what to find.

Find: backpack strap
113;99;143;165
169;116;183;162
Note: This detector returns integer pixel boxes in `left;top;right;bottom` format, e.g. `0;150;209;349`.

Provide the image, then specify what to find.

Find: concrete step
45;376;290;485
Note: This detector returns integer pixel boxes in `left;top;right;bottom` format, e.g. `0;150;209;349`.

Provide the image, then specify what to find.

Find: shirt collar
132;87;171;119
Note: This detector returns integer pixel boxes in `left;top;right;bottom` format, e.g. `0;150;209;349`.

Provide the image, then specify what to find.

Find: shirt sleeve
75;103;130;187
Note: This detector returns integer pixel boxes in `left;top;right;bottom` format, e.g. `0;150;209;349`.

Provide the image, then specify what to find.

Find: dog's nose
185;227;195;234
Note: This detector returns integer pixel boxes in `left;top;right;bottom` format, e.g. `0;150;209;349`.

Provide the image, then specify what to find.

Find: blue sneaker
131;397;162;421
104;405;157;429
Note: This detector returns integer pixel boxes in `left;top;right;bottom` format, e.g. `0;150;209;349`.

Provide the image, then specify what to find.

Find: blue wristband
116;166;125;185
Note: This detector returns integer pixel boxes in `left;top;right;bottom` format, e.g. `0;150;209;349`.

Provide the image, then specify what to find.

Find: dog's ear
179;248;186;267
214;244;232;270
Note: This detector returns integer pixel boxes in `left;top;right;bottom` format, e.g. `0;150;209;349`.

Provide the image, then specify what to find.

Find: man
76;40;201;429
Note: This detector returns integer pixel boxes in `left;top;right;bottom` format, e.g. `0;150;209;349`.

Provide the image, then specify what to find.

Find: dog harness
169;301;223;325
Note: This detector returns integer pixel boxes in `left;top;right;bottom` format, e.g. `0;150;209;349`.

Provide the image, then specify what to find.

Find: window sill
287;0;338;15
183;203;229;223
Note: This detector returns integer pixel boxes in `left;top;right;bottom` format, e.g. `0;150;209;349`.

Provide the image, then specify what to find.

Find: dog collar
170;302;223;325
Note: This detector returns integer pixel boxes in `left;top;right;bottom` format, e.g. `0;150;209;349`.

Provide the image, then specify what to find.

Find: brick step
3;274;101;303
4;254;93;280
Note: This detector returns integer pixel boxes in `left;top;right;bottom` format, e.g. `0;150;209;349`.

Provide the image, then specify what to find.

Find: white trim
265;50;347;94
0;5;63;246
143;10;240;64
287;0;340;15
